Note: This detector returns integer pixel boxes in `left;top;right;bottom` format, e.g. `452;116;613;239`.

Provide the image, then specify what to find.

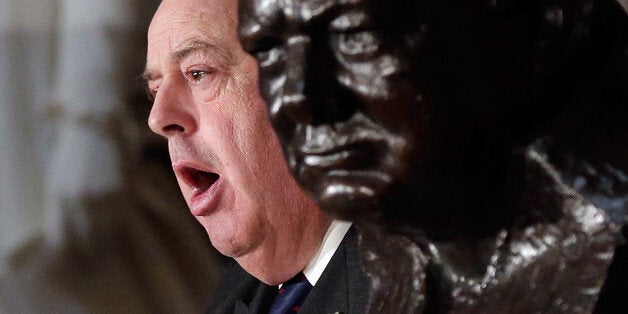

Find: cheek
192;74;228;103
195;184;265;252
356;61;427;134
216;98;278;181
235;119;291;217
225;91;274;154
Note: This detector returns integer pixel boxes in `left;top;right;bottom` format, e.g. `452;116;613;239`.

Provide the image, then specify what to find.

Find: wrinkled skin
146;0;330;285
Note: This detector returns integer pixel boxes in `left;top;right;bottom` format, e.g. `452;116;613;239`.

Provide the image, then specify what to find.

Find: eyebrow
141;39;232;81
170;40;218;63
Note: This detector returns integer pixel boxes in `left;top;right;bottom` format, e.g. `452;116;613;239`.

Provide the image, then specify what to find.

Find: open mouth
172;162;224;216
179;167;220;196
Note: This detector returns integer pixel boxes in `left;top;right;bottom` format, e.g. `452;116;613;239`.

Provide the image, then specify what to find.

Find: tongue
190;169;219;193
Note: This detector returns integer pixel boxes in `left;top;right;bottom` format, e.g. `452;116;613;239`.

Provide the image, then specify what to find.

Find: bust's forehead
244;0;366;24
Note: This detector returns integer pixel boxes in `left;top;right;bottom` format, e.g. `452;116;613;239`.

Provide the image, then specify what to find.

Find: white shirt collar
302;220;352;286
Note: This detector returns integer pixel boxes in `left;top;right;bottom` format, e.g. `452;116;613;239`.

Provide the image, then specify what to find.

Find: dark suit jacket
207;228;369;314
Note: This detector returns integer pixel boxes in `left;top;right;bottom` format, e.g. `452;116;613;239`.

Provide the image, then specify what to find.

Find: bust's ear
527;0;594;81
528;0;626;83
486;0;615;79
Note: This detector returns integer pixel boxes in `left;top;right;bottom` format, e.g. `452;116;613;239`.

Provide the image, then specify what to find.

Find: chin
202;225;245;258
210;238;246;258
311;176;389;223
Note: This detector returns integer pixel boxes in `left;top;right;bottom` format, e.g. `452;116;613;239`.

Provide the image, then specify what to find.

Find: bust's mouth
301;142;381;171
295;117;390;172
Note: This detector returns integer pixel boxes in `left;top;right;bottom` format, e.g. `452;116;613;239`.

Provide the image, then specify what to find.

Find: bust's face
240;0;540;221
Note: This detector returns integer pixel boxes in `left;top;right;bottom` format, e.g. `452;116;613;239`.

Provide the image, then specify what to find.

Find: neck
238;213;332;285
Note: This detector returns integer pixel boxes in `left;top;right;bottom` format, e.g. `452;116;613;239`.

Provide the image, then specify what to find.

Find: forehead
149;0;237;47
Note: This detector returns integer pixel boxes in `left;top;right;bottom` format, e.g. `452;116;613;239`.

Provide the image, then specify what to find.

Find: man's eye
189;70;208;83
146;84;159;101
136;75;157;102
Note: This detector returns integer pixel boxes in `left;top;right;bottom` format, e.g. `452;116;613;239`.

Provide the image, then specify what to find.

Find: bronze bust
239;0;627;312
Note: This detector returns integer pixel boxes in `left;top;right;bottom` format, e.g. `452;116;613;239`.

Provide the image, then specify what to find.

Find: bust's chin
301;173;392;223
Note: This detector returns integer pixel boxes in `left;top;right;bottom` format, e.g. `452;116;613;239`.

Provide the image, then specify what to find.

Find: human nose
147;78;197;138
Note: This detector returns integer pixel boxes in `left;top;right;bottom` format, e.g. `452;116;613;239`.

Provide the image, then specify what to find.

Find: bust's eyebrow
329;10;370;31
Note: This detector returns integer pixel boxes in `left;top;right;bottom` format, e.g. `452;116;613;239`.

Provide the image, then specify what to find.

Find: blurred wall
0;1;225;312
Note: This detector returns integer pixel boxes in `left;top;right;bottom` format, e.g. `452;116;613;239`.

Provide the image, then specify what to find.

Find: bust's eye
329;10;380;59
253;36;282;53
249;37;282;56
334;30;381;58
249;36;284;66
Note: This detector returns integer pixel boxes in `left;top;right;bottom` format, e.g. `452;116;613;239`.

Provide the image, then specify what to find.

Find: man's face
146;0;328;282
240;0;536;221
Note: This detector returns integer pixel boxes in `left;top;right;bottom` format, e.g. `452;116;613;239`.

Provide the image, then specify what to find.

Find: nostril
163;124;185;133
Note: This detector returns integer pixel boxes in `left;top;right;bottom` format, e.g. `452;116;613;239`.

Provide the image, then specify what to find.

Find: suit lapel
300;227;369;313
344;228;370;310
301;244;349;313
243;283;277;313
207;262;277;314
234;300;249;314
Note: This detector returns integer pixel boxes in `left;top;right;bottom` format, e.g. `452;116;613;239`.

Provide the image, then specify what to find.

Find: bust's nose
270;34;357;129
270;35;315;125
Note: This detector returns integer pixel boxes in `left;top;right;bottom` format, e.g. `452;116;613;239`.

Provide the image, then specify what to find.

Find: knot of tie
269;272;313;314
